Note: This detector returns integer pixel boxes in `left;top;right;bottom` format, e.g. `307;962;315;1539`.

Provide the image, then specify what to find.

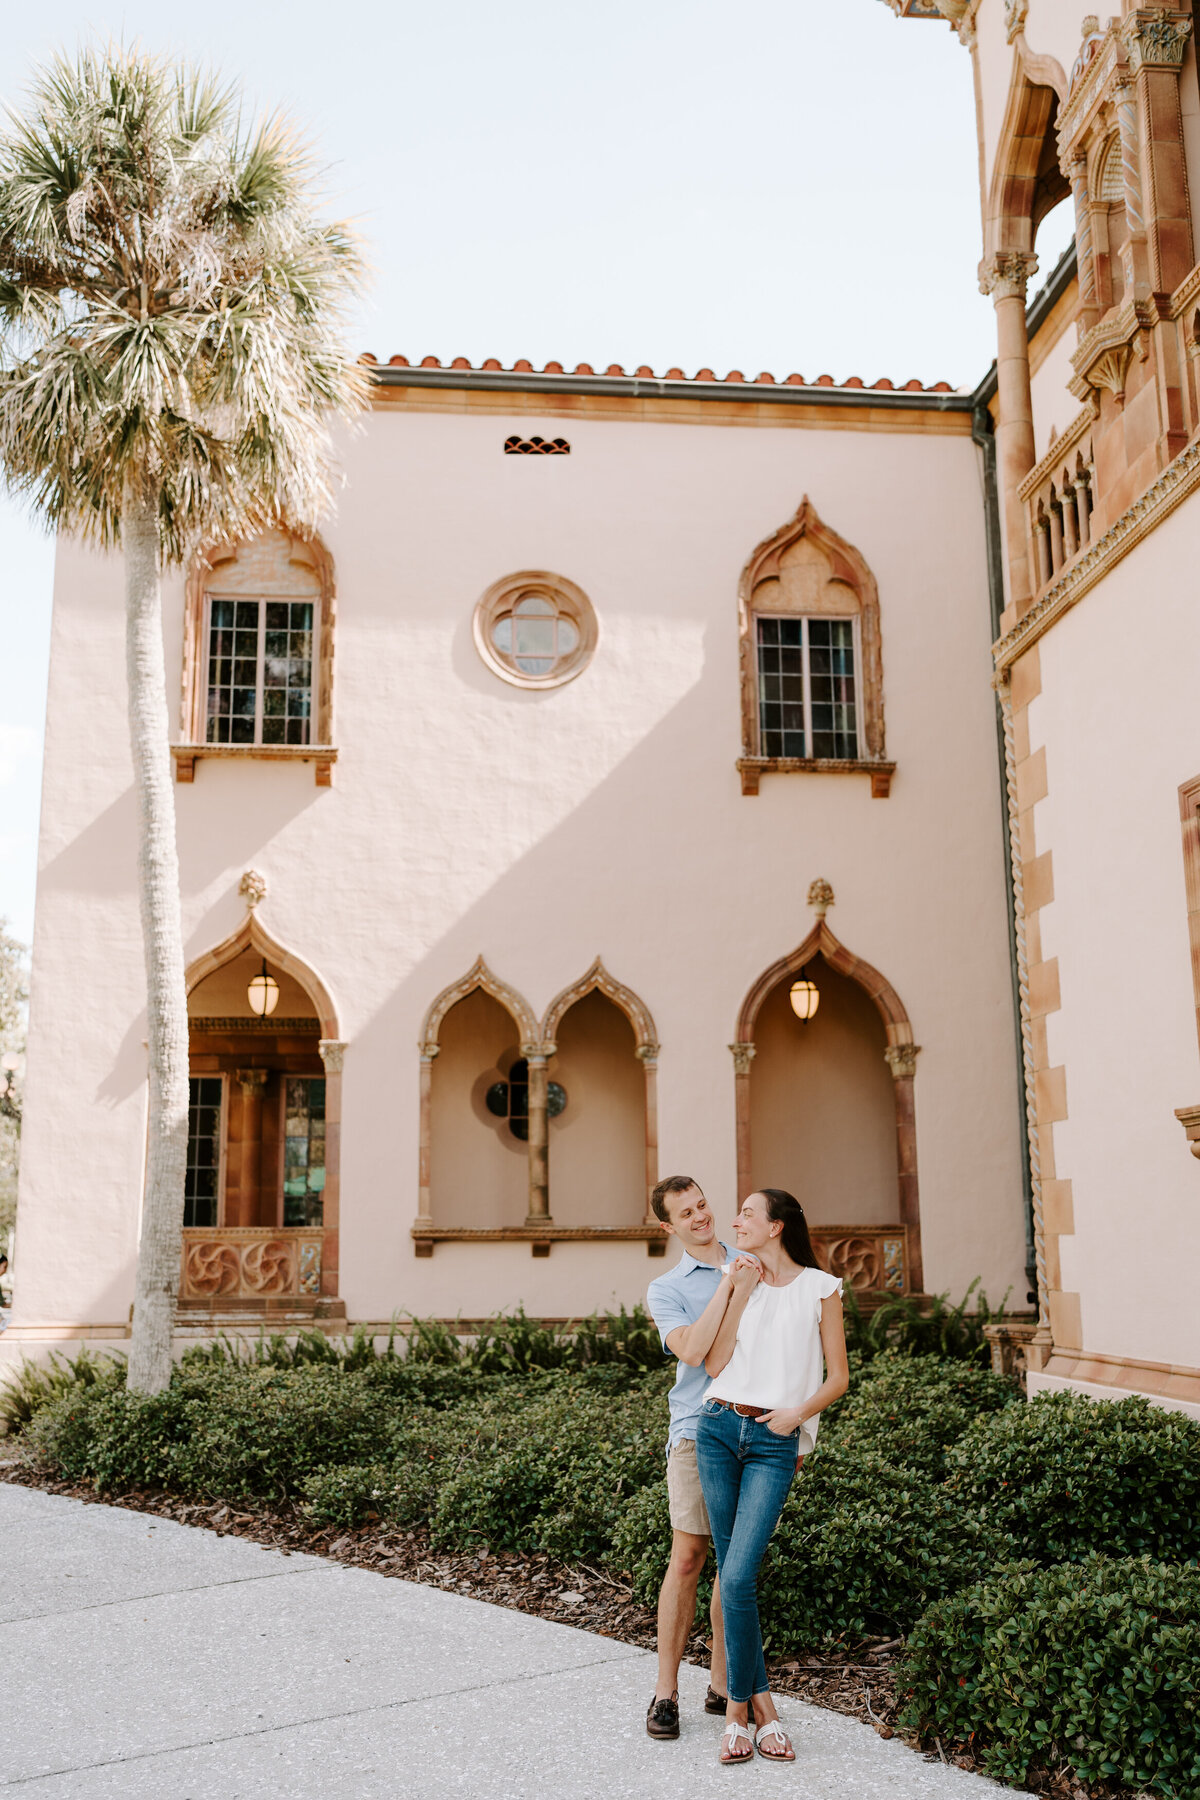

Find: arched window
177;531;336;784
473;571;598;689
737;498;891;796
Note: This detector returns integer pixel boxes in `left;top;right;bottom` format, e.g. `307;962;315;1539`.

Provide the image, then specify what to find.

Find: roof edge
369;364;974;412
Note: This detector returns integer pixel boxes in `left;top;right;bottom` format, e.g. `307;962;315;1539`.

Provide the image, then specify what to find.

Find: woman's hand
729;1255;762;1294
761;1406;805;1437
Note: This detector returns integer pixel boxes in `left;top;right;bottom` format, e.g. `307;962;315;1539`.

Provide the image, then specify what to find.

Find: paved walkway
0;1484;1027;1798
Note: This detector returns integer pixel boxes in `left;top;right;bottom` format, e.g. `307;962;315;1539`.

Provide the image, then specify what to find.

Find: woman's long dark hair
759;1188;820;1269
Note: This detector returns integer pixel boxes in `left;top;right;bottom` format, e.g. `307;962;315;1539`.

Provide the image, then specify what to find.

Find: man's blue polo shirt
647;1243;732;1457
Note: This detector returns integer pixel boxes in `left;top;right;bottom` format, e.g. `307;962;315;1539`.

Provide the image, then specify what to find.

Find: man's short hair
651;1174;702;1224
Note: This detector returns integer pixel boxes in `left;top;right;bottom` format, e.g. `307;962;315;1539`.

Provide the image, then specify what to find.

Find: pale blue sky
0;0;1075;945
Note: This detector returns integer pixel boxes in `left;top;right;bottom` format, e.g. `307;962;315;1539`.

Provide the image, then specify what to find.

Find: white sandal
719;1720;755;1765
755;1718;795;1761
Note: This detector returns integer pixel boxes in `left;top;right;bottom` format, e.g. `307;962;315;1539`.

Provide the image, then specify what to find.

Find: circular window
473;571;598;689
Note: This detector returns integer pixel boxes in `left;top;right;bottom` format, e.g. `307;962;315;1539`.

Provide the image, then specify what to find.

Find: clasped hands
724;1256;806;1442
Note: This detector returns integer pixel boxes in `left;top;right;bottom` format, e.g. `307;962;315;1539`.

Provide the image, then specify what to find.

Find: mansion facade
8;0;1200;1421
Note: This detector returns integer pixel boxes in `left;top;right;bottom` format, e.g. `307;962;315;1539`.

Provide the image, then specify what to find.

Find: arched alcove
749;958;899;1224
428;987;530;1229
547;991;647;1228
181;911;344;1307
733;918;923;1294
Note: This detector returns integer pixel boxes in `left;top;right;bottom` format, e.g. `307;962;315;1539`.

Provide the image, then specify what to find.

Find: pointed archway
732;916;923;1294
181;895;345;1308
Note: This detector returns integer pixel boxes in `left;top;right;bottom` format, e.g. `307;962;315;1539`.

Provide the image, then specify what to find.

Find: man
644;1174;737;1740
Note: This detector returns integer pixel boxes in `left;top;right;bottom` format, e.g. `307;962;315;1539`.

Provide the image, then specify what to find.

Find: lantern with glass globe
247;960;280;1017
789;965;820;1023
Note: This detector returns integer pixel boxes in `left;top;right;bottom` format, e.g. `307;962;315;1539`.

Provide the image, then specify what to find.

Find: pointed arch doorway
181;907;346;1315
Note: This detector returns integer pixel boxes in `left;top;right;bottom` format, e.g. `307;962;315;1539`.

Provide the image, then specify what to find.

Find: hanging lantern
789;971;820;1022
247;959;280;1017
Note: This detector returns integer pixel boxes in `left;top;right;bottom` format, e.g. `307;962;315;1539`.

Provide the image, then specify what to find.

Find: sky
0;0;1076;946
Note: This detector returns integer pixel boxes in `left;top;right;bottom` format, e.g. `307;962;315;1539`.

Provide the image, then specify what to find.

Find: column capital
319;1038;348;1073
235;1067;270;1098
1120;9;1191;73
729;1042;756;1076
978;250;1039;302
1004;0;1028;44
884;1043;922;1081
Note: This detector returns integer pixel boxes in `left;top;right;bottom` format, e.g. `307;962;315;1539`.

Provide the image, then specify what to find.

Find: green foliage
947;1389;1200;1565
0;1345;124;1432
761;1443;1007;1642
826;1351;1017;1480
841;1279;1013;1367
27;1364;393;1499
899;1557;1200;1795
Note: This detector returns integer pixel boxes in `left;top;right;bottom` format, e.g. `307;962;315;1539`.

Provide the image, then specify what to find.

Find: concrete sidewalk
0;1484;1027;1799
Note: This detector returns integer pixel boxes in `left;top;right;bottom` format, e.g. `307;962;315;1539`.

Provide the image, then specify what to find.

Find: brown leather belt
709;1400;768;1418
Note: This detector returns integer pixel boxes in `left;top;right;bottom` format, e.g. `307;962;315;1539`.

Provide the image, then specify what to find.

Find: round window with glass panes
473;572;598;689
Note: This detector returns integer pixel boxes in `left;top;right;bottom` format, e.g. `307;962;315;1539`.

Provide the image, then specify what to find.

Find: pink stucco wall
12;399;1026;1334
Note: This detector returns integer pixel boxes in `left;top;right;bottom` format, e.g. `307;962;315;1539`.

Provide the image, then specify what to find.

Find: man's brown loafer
646;1692;680;1739
704;1684;727;1714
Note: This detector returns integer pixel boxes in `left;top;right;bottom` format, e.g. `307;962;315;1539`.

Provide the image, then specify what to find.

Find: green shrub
301;1462;396;1526
826;1352;1017;1480
899;1556;1200;1795
760;1443;1007;1642
948;1390;1200;1565
0;1345;125;1432
429;1379;666;1561
27;1364;393;1499
842;1280;1013;1367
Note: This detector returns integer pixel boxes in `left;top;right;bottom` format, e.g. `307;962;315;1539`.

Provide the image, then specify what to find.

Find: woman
695;1189;848;1765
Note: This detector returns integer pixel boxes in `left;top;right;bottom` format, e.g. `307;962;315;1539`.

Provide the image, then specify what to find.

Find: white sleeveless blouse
705;1266;843;1438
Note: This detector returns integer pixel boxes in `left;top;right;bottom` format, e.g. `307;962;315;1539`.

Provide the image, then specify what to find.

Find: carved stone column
730;1042;756;1202
317;1039;346;1293
1120;11;1193;295
234;1068;269;1226
1068;151;1099;335
979;250;1040;618
416;1044;437;1231
524;1044;553;1224
636;1043;660;1224
883;1043;924;1294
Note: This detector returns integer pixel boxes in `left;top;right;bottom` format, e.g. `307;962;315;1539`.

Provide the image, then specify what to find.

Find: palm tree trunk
123;483;190;1395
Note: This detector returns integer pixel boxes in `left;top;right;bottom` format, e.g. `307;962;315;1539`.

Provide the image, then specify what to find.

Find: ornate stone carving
180;1228;324;1300
995;433;1200;673
1085;344;1133;402
1004;0;1028;43
318;1039;347;1074
1121;9;1192;72
540;957;659;1054
978;251;1039;302
419;956;539;1056
729;1043;757;1076
807;878;835;918
884;1043;922;1080
1173;1104;1200;1157
235;1068;270;1099
239;869;268;911
815;1228;908;1294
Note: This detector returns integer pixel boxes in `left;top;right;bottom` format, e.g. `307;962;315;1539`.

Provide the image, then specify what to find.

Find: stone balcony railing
1018;406;1096;595
180;1227;326;1301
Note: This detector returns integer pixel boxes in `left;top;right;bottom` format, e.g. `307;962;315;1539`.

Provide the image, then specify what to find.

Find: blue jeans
695;1400;800;1704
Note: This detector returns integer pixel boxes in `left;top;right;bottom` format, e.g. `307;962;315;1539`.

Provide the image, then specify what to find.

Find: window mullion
254;600;266;747
801;617;813;759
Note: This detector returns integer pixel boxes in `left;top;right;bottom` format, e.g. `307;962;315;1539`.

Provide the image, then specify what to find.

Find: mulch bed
1;1457;1135;1799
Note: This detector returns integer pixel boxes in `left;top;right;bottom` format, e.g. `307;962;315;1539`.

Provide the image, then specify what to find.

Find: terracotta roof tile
369;355;958;393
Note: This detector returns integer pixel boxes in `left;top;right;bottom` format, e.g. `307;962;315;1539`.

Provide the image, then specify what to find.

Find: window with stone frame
178;531;336;783
737;498;890;796
756;615;859;760
283;1076;326;1226
184;1076;224;1228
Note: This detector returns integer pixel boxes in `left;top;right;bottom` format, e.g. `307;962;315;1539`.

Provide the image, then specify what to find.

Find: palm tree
0;45;368;1391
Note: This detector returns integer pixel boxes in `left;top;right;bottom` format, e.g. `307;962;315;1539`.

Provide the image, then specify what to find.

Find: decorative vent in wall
504;435;570;455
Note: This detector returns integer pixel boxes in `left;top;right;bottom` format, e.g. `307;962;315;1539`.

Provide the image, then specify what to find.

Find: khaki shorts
666;1438;711;1536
